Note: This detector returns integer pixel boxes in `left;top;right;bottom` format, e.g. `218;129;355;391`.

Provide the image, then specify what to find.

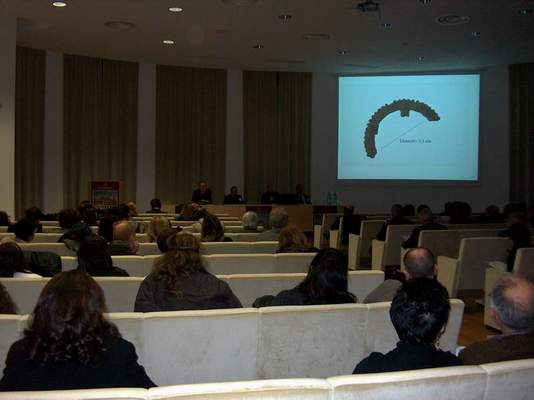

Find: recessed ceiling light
381;22;392;29
435;15;470;25
253;44;264;49
417;0;432;5
52;1;67;7
163;39;175;45
169;7;183;13
278;14;292;20
471;31;481;37
338;50;348;55
519;9;532;15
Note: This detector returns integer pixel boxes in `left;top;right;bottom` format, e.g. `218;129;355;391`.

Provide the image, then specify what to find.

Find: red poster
90;181;122;209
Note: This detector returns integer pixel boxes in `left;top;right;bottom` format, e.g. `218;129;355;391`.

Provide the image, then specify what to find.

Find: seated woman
276;226;317;253
77;237;129;277
146;216;171;243
11;218;36;243
134;233;242;312
253;248;357;307
0;283;16;314
201;214;232;242
0;270;154;391
0;242;41;279
353;278;461;374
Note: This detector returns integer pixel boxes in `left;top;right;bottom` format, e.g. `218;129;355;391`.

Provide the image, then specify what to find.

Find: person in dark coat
253;248;357;307
223;186;245;204
191;181;212;204
331;205;366;246
402;207;447;249
0;270;154;391
376;204;412;241
77;237;129;277
134;233;242;312
353;278;461;374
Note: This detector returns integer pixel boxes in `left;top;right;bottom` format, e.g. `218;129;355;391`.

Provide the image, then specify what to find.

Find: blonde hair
147;216;171;242
279;226;308;249
152;233;203;294
126;202;138;217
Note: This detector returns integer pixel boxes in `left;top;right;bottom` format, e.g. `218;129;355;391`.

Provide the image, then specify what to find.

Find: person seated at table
252;248;357;307
353;278;461;374
191;181;212;205
77;237;129;277
261;184;280;204
134;233;242;312
201;214;232;242
277;226;317;253
224;186;245;204
0;270;155;391
242;211;259;231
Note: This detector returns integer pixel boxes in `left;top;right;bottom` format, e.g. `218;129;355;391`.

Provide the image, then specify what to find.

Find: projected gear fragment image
363;99;440;158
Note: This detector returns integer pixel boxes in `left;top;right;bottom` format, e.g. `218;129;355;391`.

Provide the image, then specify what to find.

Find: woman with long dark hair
0;270;154;391
134;233;241;312
253;248;357;307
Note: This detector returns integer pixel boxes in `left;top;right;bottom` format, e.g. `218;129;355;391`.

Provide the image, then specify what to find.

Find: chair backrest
383;225;420;265
481;358;534;400
359;220;385;259
457;237;512;290
17;242;75;257
137;243;160;256
313;224;322;249
200;242;278;255
418;229;502;259
513;247;534;278
0;233;63;243
203;254;277;275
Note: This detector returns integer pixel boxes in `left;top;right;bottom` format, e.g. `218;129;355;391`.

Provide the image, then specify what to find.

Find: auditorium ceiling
1;0;533;72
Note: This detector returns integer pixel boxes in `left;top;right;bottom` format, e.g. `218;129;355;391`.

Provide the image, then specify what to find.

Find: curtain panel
509;63;534;205
155;65;227;204
243;71;312;203
15;46;45;218
63;54;138;207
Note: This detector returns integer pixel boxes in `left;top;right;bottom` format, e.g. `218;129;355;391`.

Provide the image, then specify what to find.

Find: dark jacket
261;191;280;204
253;285;357;307
192;189;212;204
353;341;461;374
499;224;532;271
134;270;242;312
82;265;130;277
0;336;155;391
223;194;245;204
331;215;367;246
376;217;412;241
460;329;534;365
402;222;447;249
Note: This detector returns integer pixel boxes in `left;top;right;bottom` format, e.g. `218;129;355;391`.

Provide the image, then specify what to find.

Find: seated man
109;221;139;255
331;205;366;246
354;278;461;373
191;181;212;205
146;198;164;213
364;247;436;303
460;274;534;364
261;184;280;204
12;219;36;243
224;186;245;204
294;184;311;204
402;207;447;249
256;208;288;241
376;204;412;241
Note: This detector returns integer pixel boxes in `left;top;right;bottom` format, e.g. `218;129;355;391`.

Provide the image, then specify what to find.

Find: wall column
225;70;244;196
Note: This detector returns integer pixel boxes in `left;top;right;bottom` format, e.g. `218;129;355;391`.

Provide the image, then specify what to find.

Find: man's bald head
113;221;134;241
403;247;436;279
491;274;534;332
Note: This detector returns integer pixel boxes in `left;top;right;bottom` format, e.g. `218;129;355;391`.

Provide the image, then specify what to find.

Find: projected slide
338;74;480;180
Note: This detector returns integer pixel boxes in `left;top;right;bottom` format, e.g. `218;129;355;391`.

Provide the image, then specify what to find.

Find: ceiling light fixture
417;56;425;62
169;7;183;13
435;15;470;25
163;39;175;45
253;44;264;49
417;0;432;5
278;14;292;20
338;50;348;55
471;31;481;37
52;1;67;7
381;22;392;29
519;9;532;15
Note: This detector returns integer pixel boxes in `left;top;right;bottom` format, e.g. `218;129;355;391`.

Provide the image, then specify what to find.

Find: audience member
403;204;415;216
242;211;259;231
224;186;245;204
200;214;231;242
24;206;44;233
294;184;311;204
331;205;367;246
0;270;154;390
253;248;357;307
109;221;139;255
146;216;171;243
58;208;81;231
126;202;139;218
499;212;532;271
277;226;316;253
479;204;504;224
449;201;472;224
353;278;461;373
402;207;447;249
191;181;212;204
364;247;436;303
57;208;93;252
460;274;534;364
98;213;121;243
175;202;207;221
77;237;129;277
256;207;288;241
0;242;40;278
0;283;16;314
261;184;280;204
156;227;181;253
134;233;242;312
376;204;412;241
146;198;164;213
0;211;13;229
12;218;36;243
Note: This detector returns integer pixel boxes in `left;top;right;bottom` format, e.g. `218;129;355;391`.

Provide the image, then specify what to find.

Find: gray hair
242;211;258;230
491;274;534;331
269;208;289;229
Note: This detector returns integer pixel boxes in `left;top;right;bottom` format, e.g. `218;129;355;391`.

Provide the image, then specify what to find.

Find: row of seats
0;301;464;385
1;271;384;313
0;358;532;400
15;241;280;257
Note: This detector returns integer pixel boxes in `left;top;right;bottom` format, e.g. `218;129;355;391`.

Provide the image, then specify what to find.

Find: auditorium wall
310;66;510;213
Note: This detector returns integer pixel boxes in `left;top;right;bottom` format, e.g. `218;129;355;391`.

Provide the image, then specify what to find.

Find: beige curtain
509;63;534;205
15;46;45;218
243;71;312;203
63;55;138;208
155;65;227;204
